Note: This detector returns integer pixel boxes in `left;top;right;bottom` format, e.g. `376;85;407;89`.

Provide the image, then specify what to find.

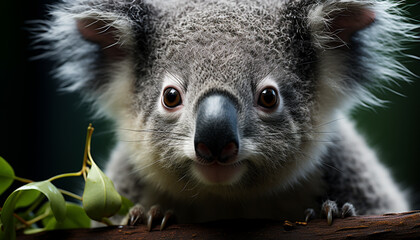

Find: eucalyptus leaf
39;203;90;230
23;228;46;235
1;191;22;240
14;190;41;209
18;181;66;222
82;160;122;222
1;181;66;240
0;156;15;196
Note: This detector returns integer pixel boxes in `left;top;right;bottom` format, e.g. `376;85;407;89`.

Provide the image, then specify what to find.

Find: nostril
195;141;239;164
196;143;213;163
220;142;238;163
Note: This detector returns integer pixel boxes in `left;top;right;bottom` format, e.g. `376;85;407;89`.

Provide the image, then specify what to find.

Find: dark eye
258;88;278;109
163;87;182;108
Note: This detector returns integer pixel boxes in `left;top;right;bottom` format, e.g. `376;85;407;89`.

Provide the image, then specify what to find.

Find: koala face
43;0;410;199
141;57;309;194
118;2;322;197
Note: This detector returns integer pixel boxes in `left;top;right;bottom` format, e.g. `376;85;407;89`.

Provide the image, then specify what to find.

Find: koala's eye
258;88;278;109
163;87;182;108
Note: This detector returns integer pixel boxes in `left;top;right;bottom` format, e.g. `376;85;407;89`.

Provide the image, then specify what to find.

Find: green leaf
82;160;122;222
118;196;134;216
15;190;41;209
23;228;46;235
18;181;66;222
0;156;15;196
39;203;90;230
1;181;66;240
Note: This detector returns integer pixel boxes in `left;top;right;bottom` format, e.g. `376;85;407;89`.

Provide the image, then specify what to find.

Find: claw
126;204;145;226
160;210;174;231
130;214;140;225
341;202;356;218
147;214;153;231
321;200;338;226
327;208;333;225
304;208;315;223
147;205;162;231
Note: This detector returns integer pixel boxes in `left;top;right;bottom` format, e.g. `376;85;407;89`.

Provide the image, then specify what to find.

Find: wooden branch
17;211;420;240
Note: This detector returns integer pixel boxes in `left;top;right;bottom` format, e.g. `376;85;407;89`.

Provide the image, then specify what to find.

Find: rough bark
17;210;420;240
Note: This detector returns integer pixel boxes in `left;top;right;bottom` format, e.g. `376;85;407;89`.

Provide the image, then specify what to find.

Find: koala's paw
121;204;174;231
305;200;356;225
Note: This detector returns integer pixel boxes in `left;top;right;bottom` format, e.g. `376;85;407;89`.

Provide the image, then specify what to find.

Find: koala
39;0;414;229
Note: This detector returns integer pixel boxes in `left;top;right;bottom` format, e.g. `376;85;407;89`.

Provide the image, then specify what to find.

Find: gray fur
39;0;414;223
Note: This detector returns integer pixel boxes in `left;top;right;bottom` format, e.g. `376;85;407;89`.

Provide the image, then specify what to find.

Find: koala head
42;0;412;199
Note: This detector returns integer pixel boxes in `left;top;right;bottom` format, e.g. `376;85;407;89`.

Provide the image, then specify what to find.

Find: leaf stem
0;207;30;227
58;189;83;201
46;124;95;183
47;171;83;182
83;124;95;178
26;207;51;226
14;176;34;184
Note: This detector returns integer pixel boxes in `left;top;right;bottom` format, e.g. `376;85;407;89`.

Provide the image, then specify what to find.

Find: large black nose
194;94;239;164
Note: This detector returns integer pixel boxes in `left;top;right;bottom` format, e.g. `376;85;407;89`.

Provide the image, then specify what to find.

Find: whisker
178;173;189;182
135;160;158;172
300;139;336;143
119;128;190;138
260;131;336;136
319;161;344;174
92;129;116;136
313;118;344;130
119;136;189;143
288;145;344;174
181;178;199;192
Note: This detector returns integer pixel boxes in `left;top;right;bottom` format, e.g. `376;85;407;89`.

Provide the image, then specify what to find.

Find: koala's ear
76;18;130;59
328;9;375;44
40;1;157;95
308;2;376;48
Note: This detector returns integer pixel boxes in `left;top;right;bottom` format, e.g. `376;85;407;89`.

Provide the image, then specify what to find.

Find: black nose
194;94;239;164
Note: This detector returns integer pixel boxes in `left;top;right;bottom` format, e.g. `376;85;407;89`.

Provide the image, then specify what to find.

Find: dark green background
1;1;419;209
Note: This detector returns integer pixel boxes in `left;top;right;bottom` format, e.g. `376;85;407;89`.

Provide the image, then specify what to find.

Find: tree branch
17;210;420;240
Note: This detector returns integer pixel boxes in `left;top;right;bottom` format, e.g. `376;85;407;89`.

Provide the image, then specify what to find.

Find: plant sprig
0;124;133;240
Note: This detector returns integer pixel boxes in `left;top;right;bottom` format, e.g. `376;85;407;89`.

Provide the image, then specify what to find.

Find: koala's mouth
192;161;245;184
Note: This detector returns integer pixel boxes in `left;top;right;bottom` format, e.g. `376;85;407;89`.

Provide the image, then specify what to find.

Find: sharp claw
322;200;338;226
160;210;173;231
327;209;333;226
129;215;138;225
304;208;315;223
147;205;163;231
147;214;153;231
126;204;145;226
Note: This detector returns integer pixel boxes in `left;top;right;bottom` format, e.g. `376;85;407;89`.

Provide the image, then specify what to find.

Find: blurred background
1;1;419;209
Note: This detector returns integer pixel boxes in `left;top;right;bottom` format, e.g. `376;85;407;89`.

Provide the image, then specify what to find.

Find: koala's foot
305;200;356;225
122;204;174;231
